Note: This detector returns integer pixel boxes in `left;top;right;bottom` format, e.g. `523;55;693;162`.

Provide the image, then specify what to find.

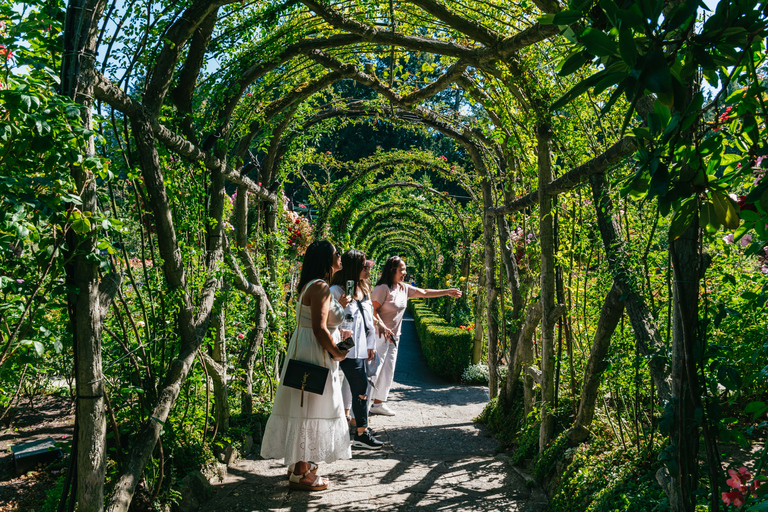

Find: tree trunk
480;178;500;398
206;308;230;431
589;174;671;402
60;0;109;509
242;291;268;415
105;110;225;512
668;220;701;512
537;121;557;451
507;301;542;416
496;212;528;404
567;283;624;443
472;269;485;365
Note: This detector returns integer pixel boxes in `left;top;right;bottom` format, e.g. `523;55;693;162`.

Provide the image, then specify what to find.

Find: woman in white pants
369;256;461;416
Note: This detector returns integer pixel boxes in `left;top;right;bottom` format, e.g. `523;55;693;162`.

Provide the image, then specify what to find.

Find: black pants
339;358;368;430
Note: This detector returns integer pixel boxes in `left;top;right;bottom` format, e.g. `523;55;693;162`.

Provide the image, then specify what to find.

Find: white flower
740;234;753;247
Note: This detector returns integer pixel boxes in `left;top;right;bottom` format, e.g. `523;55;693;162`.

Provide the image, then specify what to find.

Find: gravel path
203;312;548;511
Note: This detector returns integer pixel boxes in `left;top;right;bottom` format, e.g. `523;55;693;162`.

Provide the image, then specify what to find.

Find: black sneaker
352;429;384;450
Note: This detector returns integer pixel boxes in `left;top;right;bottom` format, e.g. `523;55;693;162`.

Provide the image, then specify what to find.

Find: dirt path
203;313;548;511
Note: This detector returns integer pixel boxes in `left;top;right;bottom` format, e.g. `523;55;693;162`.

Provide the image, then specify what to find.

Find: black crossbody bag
282;287;329;406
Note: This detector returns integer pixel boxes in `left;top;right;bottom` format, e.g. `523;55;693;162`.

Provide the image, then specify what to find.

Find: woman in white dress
260;240;352;491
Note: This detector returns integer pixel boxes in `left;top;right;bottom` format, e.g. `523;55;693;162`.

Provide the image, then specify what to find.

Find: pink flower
722;233;734;244
0;45;12;61
740;234;752;247
237;333;245;339
722;490;745;507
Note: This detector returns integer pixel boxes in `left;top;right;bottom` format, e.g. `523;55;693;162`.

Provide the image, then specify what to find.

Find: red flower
0;45;12;61
737;195;757;213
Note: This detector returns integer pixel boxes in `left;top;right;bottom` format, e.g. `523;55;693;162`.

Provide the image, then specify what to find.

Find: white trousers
371;335;399;402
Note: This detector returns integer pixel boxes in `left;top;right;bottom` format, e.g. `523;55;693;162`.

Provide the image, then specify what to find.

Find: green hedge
408;299;472;381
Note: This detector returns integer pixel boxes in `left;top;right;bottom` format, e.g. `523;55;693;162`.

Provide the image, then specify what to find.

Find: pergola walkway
204;312;548;511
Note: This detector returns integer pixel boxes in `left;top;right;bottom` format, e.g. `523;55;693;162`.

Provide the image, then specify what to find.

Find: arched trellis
60;0;724;509
362;224;442;261
368;238;432;276
353;217;457;279
325;181;472;240
369;235;430;267
346;201;470;249
350;204;455;244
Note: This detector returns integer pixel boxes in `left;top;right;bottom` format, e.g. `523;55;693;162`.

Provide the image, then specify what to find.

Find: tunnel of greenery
0;0;767;510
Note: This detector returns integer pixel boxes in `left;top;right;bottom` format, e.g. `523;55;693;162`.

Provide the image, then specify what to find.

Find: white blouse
330;285;376;359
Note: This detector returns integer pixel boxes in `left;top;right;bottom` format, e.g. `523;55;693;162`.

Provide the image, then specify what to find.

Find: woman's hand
367;349;375;362
331;347;349;361
338;294;351;308
383;328;395;343
339;328;353;341
446;288;462;298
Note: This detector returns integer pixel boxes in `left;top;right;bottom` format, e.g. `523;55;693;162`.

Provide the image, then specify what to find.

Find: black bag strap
356;299;371;336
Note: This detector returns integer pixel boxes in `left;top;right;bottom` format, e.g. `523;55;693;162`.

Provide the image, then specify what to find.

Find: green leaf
558;51;589;76
71;217;91;234
580;27;617;56
669;198;697;240
711;190;740;229
641;51;673;106
701;201;721;231
653;100;671;129
541;10;583;24
618;27;637;67
550;69;606;110
33;341;44;356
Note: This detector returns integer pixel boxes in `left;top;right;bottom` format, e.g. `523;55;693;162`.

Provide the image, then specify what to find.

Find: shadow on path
203;311;547;511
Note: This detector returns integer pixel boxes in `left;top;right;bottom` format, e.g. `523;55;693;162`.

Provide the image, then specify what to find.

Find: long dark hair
297;240;336;294
375;255;403;289
331;249;369;298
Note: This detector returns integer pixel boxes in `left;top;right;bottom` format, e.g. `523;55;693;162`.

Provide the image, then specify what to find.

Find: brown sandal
288;469;328;491
287;461;318;477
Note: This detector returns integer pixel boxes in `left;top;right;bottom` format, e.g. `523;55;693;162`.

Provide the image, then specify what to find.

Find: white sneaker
370;403;395;416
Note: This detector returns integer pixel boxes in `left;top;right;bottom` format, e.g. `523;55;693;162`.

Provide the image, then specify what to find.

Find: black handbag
281;291;329;407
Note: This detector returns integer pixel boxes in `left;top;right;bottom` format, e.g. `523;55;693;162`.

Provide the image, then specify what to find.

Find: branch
487;135;639;216
143;0;233;114
93;71;278;203
405;0;501;46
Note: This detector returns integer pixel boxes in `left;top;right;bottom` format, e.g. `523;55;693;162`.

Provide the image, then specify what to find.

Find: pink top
371;283;416;337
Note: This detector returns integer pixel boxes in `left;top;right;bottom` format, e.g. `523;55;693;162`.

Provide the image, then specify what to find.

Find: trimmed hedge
408;299;472;381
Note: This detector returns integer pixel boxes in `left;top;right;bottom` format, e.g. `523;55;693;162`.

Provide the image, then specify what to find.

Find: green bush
549;440;665;512
461;363;509;385
409;299;472;381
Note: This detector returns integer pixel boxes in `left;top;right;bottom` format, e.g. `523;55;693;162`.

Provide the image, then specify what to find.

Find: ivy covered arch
20;0;764;509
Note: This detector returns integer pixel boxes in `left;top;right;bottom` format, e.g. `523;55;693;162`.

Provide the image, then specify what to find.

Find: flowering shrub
460;363;508;385
721;466;763;509
284;208;312;256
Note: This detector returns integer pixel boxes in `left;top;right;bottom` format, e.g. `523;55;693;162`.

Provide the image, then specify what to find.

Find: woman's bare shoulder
303;280;330;304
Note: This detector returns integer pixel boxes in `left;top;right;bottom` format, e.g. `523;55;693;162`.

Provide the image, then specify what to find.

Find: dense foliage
0;0;766;511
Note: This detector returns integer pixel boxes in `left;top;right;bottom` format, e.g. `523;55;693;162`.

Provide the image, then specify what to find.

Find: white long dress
260;279;351;466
